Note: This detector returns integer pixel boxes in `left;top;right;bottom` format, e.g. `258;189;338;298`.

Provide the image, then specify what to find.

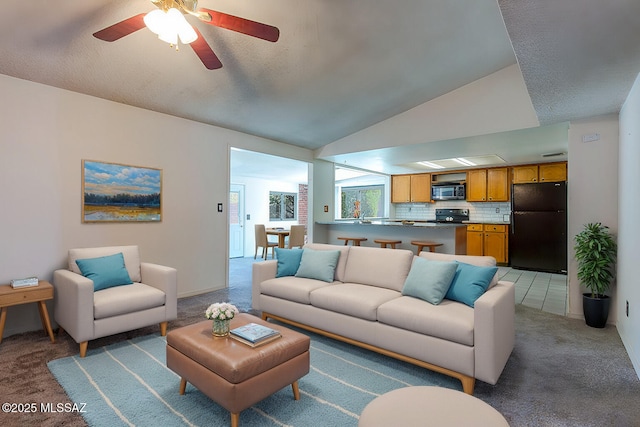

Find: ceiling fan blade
190;27;223;70
197;8;280;42
93;13;147;42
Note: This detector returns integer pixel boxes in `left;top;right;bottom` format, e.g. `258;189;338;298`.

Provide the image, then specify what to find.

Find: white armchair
53;245;177;357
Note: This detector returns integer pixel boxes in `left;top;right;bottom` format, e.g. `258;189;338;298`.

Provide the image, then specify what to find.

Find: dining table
266;228;290;248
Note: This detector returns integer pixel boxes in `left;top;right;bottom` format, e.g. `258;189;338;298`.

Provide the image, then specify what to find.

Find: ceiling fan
93;0;280;70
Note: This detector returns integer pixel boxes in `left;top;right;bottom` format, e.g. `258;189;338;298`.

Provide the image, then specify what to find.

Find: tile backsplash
393;200;511;223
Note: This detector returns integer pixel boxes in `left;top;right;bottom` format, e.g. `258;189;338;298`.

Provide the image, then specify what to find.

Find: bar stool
411;240;443;254
374;239;402;249
337;237;368;246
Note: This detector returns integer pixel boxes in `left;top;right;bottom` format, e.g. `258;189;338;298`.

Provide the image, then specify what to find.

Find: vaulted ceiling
2;0;639;174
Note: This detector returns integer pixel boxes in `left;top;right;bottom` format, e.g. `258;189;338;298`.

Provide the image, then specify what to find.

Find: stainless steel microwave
431;184;466;201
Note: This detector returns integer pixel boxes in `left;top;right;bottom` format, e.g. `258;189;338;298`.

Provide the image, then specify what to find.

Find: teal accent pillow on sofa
75;252;133;291
445;262;498;307
402;257;457;305
295;249;341;282
275;248;304;277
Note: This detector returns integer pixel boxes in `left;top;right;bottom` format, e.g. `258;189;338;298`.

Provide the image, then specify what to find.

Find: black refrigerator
510;181;567;273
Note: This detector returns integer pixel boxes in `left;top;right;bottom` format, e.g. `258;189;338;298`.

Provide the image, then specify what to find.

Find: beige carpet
1;284;639;426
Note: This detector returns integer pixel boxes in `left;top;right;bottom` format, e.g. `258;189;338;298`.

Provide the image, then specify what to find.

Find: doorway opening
229;148;310;286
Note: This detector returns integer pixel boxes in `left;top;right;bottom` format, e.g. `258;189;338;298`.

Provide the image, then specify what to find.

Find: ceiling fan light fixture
145;8;197;47
143;9;167;35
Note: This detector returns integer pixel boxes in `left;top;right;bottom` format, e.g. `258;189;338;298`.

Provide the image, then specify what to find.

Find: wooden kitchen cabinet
410;173;432;202
487;168;509;201
511;165;539;183
539;163;567;182
466;170;487;202
466;224;509;264
512;162;567;183
484;224;508;264
391;173;431;203
466;224;484;256
391;175;411;202
466;168;509;202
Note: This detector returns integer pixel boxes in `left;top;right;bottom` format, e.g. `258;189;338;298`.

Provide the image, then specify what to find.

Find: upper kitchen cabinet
391;173;431;203
512;162;567;183
391;175;411;202
466;168;509;202
410;174;432;202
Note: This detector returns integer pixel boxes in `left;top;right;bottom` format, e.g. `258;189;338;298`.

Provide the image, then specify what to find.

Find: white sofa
53;245;177;357
252;243;515;395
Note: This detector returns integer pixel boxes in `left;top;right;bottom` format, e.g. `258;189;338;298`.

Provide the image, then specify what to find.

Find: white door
229;184;245;258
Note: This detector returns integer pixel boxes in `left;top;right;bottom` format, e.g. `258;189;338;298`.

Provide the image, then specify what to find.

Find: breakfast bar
314;220;467;255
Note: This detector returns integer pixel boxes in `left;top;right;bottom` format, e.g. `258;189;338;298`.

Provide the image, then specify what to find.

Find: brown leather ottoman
166;313;310;427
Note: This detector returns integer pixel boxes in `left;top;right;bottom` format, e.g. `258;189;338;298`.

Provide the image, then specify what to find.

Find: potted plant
574;222;617;328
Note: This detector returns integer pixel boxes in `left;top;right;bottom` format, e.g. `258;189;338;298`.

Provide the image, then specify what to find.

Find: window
269;192;297;221
335;166;388;219
341;185;384;219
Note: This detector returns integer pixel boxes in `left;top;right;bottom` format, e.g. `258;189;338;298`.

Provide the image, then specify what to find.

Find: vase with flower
205;302;239;337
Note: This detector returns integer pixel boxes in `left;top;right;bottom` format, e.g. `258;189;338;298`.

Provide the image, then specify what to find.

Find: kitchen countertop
316;220;465;228
317;219;510;226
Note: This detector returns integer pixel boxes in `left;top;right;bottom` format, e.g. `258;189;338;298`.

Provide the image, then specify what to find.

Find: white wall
310;159;337;243
618;72;640;375
0;74;313;338
567;115;619;321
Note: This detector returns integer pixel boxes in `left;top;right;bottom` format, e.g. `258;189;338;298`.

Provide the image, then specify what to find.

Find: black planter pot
582;293;610;328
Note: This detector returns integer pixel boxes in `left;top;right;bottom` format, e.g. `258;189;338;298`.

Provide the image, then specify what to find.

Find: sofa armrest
52;269;96;343
140;262;177;320
252;260;277;311
473;280;515;385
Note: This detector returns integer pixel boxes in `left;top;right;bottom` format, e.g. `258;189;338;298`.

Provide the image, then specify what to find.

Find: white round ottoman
358;386;509;426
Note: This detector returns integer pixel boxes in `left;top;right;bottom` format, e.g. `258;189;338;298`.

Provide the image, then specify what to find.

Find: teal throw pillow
401;257;457;305
445;262;498;307
275;247;304;277
75;252;133;291
295;249;341;283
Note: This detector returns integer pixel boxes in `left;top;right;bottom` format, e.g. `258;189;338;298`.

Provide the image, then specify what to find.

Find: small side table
0;280;55;344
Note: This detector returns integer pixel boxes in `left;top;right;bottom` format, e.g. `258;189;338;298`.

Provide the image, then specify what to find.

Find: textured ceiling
2;0;640;175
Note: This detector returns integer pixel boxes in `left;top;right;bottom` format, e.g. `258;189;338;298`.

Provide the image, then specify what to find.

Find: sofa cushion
295;249;341;282
93;283;166;320
343;246;414;292
402;257;457;305
377;296;475;346
69;245;142;283
275;248;303;277
419;251;500;289
303;243;350;282
310;283;400;321
260;276;335;305
75;253;133;291
445;262;498;308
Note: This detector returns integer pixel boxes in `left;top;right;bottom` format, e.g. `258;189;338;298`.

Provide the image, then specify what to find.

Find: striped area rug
48;328;458;426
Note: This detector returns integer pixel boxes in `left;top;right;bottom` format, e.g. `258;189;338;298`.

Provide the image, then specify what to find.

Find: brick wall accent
298;184;308;225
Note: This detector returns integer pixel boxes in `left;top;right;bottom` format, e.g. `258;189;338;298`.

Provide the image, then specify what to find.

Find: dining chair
255;224;278;260
287;225;306;249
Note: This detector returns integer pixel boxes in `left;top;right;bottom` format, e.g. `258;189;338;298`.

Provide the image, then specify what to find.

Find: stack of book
10;277;39;289
230;323;282;348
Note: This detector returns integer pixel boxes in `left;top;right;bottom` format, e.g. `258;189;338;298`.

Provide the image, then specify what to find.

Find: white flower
205;302;239;320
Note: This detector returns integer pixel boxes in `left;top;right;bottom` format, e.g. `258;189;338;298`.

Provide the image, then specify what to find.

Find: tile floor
230;257;568;317
497;267;568;316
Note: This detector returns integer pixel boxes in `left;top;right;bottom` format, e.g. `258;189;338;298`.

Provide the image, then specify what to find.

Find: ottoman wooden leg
231;412;240;427
179;378;187;395
291;380;300;400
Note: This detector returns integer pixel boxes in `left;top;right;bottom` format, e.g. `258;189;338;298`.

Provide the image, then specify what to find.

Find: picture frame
82;160;162;223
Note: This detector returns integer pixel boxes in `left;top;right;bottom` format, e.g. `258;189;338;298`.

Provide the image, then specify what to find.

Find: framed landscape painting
82;160;162;223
